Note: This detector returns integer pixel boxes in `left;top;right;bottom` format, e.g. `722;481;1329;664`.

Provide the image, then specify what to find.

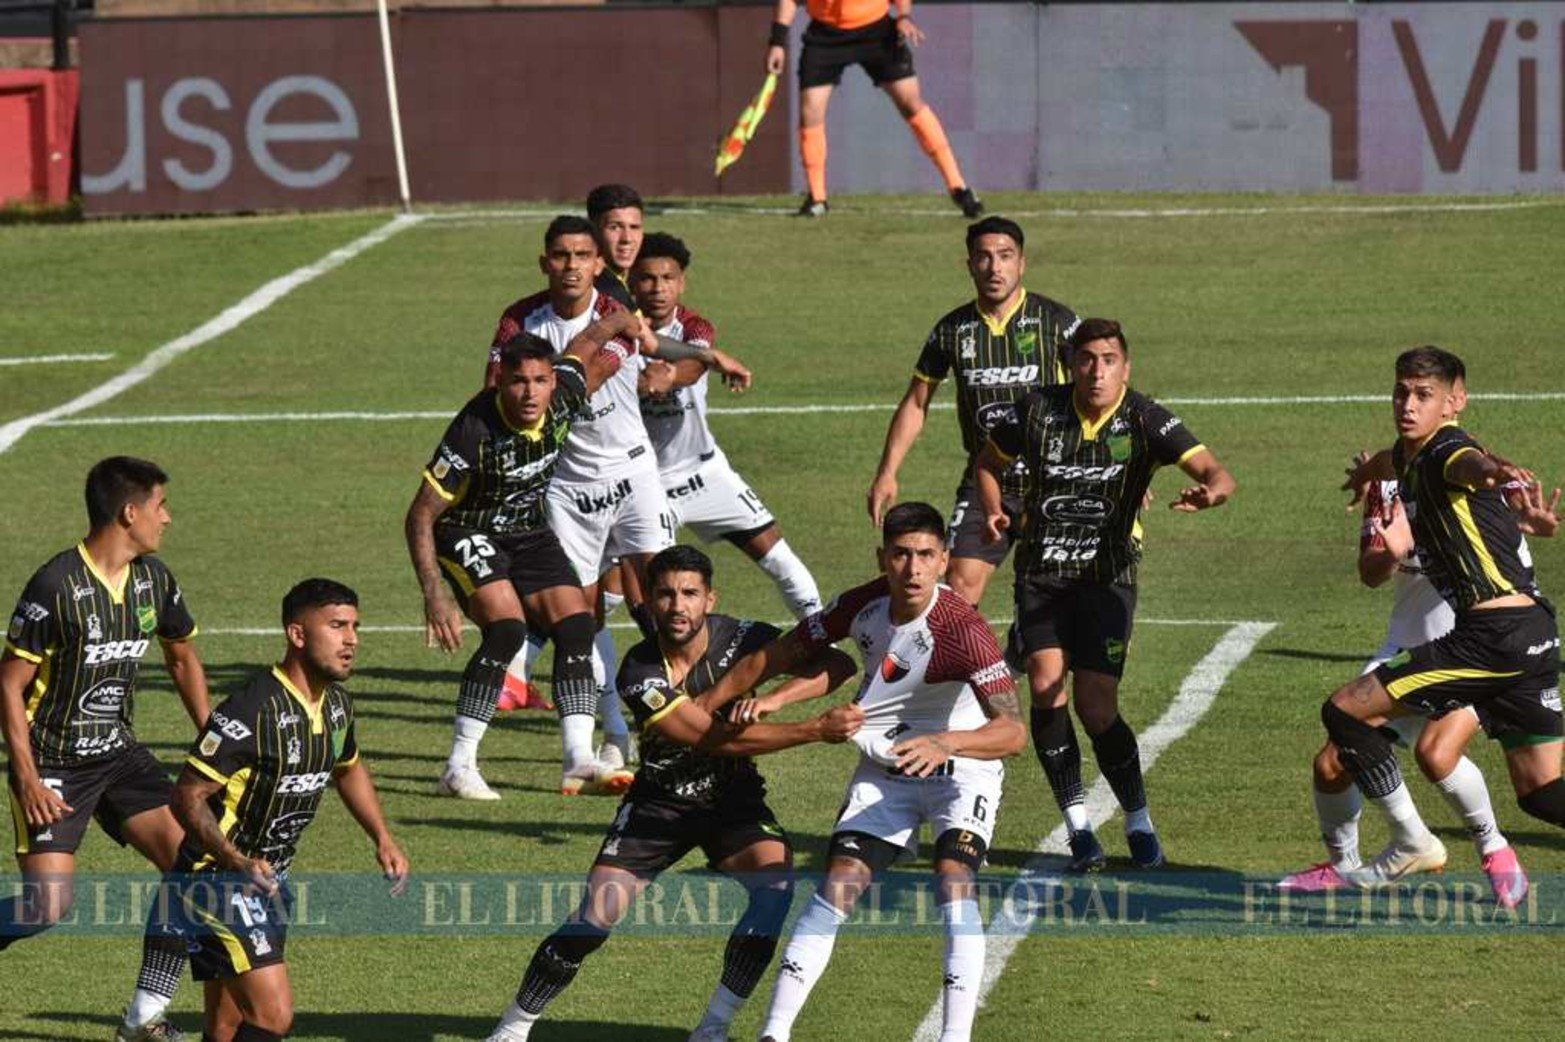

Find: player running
166;579;408;1042
409;322;652;800
764;0;982;216
699;502;1025;1042
975;318;1235;872
868;216;1079;605
1319;346;1565;887
634;231;823;620
484;545;861;1042
1;457;211;1042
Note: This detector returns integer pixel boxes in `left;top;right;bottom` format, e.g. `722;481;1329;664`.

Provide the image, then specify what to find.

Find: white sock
1314;785;1363;869
1435;757;1507;857
508;632;548;687
593;627;627;742
1123;807;1153;835
495;1000;537;1038
697;983;746;1029
123;989;168;1029
1063;803;1090;834
760;894;847;1041
1371;781;1435;846
449;715;488;771
939;899;985;1042
561;713;596;771
757;539;823;619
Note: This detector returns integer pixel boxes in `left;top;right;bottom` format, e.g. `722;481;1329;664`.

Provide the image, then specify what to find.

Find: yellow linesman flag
715;72;779;177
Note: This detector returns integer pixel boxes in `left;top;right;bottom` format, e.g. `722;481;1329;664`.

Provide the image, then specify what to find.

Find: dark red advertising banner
79;8;790;215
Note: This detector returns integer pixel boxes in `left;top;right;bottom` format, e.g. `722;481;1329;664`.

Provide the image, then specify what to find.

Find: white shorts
1363;642;1478;746
548;463;673;581
662;450;775;543
833;758;1003;852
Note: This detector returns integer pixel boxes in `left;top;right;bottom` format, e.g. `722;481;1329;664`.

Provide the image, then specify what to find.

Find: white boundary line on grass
910;620;1277;1042
0;353;115;367
0;214;425;456
38;390;1565;430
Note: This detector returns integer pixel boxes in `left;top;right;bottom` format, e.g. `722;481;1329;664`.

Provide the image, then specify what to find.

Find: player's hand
1511;480;1563;538
765;44;786;75
1170;484;1218;512
1373;495;1416;559
868;471;898;527
17;776;72;827
711;349;752;392
642;359;677;396
227;855;279;898
895;17;926;47
377;837;411;897
423;593;464;653
732;693;781;725
983;511;1009;543
1342;450;1376;512
892;733;954;777
817;703;865;743
632;314;660;357
1484;452;1535;491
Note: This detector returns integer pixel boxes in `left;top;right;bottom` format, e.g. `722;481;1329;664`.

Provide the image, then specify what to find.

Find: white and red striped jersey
1363;479;1454;651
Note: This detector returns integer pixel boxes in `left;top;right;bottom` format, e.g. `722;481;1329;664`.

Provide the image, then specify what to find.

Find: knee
480;617;528;658
549;611;595;651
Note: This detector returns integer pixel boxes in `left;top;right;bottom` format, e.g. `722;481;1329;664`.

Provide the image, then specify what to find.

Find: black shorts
593;780;790;878
164;871;292;980
1010;574;1138;678
9;744;172;856
1375;603;1561;746
949;479;1025;568
434;524;580;608
799;16;915;89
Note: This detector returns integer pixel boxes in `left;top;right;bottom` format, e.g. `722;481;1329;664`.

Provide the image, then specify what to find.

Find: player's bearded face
967;234;1025;307
598;208;644;274
651;571;714;647
292;605;360;682
540;234;604;307
879;533;947;613
501;360;557;427
1392;376;1463;443
1072;339;1129;409
631;258;685;324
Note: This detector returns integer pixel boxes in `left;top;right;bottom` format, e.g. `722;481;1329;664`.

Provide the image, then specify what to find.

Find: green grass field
3;193;1565;1041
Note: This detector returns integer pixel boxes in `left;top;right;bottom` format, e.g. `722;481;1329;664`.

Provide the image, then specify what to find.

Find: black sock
1089;715;1147;815
1519;778;1565;826
233;1024;284;1041
456;619;528;724
549;612;598;718
515;922;610;1015
0;895;55;952
721;884;793;999
134;899;186;1007
1321;701;1403;798
1030;704;1085;818
627;600;657;641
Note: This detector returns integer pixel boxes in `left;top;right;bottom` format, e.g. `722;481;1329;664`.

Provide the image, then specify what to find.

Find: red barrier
0;68;79;206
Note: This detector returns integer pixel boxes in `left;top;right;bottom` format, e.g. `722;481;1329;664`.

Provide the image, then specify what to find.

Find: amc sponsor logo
975;401;1018;434
77;678;130;718
1040;494;1116;526
82;638;150;666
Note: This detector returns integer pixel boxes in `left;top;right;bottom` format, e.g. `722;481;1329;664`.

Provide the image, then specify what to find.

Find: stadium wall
78;2;1565;215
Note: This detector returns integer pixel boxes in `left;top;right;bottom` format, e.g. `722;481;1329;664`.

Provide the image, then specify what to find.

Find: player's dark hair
586;183;644;222
966;216;1024;254
1070;318;1129;357
85;456;168;530
282;578;359;627
497;333;556;369
1395;345;1465;386
647;545;714;589
882;502;946;545
544;214;601;253
635;232;691;271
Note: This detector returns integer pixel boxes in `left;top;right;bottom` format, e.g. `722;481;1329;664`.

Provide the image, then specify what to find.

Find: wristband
769;22;789;48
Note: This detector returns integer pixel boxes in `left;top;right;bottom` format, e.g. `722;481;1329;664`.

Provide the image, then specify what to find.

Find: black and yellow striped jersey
422;358;589;535
615;615;780;806
4;545;196;767
914;290;1079;495
179;667;359;876
990;385;1204;585
595;268;635;310
1394;424;1538;612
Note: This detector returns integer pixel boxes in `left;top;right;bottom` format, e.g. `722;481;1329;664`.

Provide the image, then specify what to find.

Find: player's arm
1342;449;1395;510
766;0;797;74
1445;445;1535;493
170;765;277;896
160;638;210;730
894;0;925;45
868;375;940;525
893;690;1026;778
973;440;1012;543
653;696;864;757
1169;449;1236;513
692;627;819;714
0;653;73;826
334;759;409;896
404;481;463;653
731;647;858;723
562;310;652;394
1357;483;1411;588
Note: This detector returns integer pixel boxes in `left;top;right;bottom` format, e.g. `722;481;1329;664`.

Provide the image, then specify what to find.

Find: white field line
0;353;115;367
34;390;1565;431
0;214;425;456
910;620;1277;1042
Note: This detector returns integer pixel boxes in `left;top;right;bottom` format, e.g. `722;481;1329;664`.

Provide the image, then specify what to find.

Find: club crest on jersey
1385;649;1412;670
1015;330;1038;355
137;604;157;634
881;652;912;683
1108;434;1133;463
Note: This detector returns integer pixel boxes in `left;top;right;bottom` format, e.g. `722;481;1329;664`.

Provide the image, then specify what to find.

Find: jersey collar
493;393;547;441
76;543;129;605
272;665;326;732
1074;387;1128;441
975;289;1027;337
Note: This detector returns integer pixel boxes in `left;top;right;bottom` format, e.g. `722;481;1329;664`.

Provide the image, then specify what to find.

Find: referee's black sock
1089;715;1148;816
1030;704;1086;816
516;922;611;1015
1321;701;1403;798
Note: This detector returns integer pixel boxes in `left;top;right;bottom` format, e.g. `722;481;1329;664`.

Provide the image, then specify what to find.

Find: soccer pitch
3;193;1565;1040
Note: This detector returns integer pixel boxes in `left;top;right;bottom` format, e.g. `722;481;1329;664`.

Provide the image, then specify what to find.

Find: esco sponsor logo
82;638;150;666
964;364;1040;388
1040;494;1116;525
277;771;330;795
78;678;130;717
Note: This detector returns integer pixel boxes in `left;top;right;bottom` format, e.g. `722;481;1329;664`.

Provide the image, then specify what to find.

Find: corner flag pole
376;0;413;213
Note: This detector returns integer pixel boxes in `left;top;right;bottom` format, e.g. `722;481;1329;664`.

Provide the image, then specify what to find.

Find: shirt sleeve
423;411;481;503
156;565;198;643
5;571;58;663
187;695;261;783
1143;399;1204;467
337;721;360;769
683;314;717;350
964;630;1016;705
791;578;888;649
1431;429;1485;490
913;325;949;383
617;651;685;731
552;356;590;414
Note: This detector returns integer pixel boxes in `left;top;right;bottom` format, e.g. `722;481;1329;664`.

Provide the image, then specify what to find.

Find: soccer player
1318;346;1565;885
410;322;651;799
484;545;862;1042
764;0;981;217
634;231;823;620
1;456;210;1042
166;579;408;1042
869;216;1079;606
699;502;1025;1042
975;318;1235;872
586;182;642;310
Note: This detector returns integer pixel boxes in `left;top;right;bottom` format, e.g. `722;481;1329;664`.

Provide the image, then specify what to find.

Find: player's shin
1030;704;1089;833
550;612;599;772
592;625;629;759
756;539;822;619
699;882;793;1032
939;897;985;1042
1090;716;1151;832
502;922;611;1032
1517;777;1565;826
1321;702;1432;845
122;906;187;1030
1313;785;1364;870
1435;757;1507;855
759;894;847;1041
452;619;528;771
